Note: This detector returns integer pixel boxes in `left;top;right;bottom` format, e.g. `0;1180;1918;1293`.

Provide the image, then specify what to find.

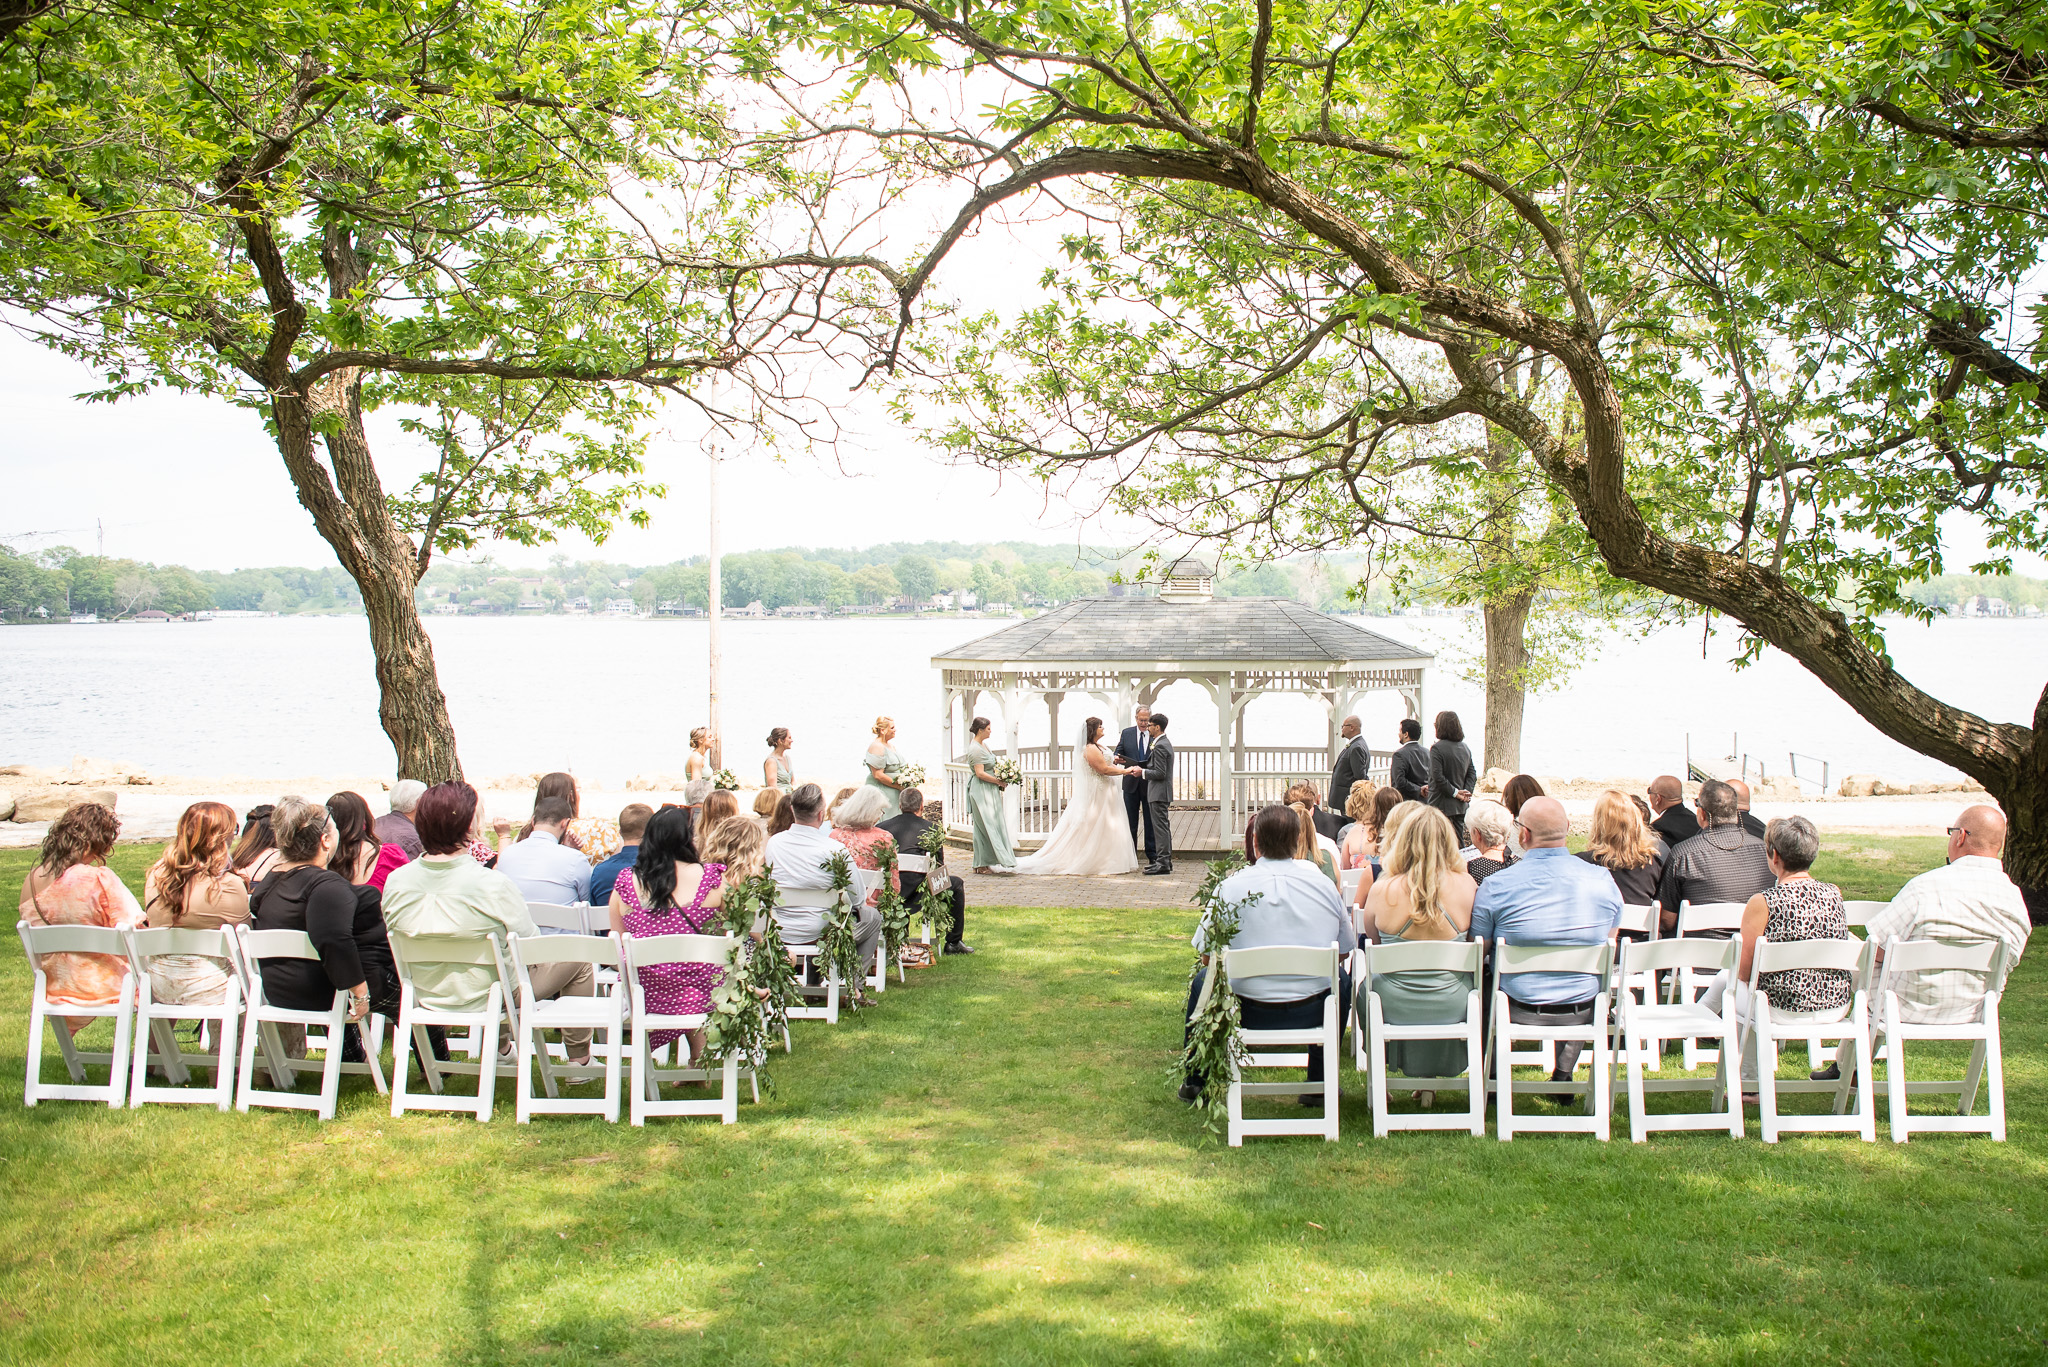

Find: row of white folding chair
1195;942;1343;1147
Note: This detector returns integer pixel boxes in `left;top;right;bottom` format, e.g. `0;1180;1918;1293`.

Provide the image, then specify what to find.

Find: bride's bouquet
890;762;927;788
989;757;1023;786
710;768;742;791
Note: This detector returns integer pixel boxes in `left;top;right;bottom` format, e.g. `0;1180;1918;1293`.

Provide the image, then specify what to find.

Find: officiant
1328;714;1372;814
1114;704;1157;864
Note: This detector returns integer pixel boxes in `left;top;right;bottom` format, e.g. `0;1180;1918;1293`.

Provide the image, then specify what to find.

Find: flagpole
707;444;724;771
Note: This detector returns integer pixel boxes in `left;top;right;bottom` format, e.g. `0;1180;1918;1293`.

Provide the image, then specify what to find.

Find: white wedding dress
1014;728;1142;876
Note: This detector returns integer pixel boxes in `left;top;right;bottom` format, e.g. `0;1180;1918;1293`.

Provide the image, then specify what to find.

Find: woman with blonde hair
700;816;767;885
861;715;909;820
700;788;741;836
1576;788;1668;912
142;801;251;1006
683;728;715;810
1360;805;1478;1100
1290;802;1339;886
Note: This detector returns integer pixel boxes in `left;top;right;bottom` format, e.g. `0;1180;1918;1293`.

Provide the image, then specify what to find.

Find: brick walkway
955;861;1211;911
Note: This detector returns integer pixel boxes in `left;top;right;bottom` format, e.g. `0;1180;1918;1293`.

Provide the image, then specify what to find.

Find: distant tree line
0;545;362;620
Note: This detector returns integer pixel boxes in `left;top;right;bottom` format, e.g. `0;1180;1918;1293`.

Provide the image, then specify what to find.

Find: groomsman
1327;715;1372;813
1389;718;1430;802
1114;704;1157;864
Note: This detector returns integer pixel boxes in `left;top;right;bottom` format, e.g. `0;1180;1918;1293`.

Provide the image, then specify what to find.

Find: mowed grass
1;836;2043;1366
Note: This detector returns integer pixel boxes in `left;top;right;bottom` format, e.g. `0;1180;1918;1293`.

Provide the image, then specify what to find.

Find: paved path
956;861;1211;911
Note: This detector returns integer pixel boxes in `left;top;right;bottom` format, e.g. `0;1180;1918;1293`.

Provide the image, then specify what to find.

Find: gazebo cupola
1158;554;1216;603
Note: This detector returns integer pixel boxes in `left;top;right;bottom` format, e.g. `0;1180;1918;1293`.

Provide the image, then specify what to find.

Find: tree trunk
270;382;465;784
1481;589;1533;775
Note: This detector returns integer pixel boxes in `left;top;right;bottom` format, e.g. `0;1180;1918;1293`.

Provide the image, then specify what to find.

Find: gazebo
933;559;1434;852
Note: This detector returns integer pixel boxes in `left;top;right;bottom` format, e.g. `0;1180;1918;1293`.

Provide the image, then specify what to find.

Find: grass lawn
1;835;2042;1365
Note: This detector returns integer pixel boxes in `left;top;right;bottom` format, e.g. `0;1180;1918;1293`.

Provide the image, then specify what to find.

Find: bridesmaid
862;716;908;820
762;727;794;794
964;716;1015;873
682;727;714;811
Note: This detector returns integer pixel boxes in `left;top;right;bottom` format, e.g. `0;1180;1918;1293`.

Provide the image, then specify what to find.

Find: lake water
0;612;2039;788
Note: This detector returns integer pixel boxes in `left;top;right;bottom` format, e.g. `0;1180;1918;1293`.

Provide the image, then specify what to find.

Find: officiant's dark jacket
1328;736;1373;813
1114;725;1153;797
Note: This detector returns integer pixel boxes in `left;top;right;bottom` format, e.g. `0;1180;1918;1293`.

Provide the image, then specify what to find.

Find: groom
1113;704;1157;866
1137;713;1174;875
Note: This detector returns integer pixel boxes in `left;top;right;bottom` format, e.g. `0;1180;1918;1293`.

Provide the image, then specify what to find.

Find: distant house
515;600;546;612
728;600;768;618
432;602;461;615
777;604;828;618
839;603;884;615
567;596;592;611
603;598;639;617
655;601;704;617
69;612;98;624
133;609;172;622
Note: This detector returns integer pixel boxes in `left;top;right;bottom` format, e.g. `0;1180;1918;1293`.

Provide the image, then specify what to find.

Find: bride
1015;717;1142;877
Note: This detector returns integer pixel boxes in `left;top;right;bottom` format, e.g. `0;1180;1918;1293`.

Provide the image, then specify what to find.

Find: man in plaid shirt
1864;805;2031;1024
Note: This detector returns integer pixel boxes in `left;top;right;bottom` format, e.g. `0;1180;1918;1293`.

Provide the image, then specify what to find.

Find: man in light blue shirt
763;784;881;968
1470;796;1621;1085
1178;805;1358;1106
494;796;591;929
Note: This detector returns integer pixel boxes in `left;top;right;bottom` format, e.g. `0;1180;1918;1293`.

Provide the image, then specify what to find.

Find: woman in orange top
19;802;144;1029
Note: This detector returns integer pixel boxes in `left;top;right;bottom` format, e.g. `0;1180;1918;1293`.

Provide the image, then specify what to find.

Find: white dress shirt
765;822;843;943
1194;858;1357;1002
493;829;592;919
1865;855;2031;1023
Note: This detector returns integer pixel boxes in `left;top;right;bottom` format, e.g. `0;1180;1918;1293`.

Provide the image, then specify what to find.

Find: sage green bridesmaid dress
964;739;1014;868
862;742;905;819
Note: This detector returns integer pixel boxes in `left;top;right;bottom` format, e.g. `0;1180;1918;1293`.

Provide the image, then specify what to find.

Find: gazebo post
940;684;956;819
1217;672;1238;851
1045;689;1064;765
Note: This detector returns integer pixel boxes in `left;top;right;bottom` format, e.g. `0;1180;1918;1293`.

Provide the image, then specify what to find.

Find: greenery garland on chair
820;851;866;1009
874;838;914;970
917;819;955;945
1173;851;1257;1135
700;868;799;1093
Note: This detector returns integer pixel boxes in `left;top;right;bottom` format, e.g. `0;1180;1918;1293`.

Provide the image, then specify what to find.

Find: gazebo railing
942;750;1392;849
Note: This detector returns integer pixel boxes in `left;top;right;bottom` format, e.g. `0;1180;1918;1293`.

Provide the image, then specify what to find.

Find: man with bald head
1328;715;1372;814
1471;795;1624;1094
1728;778;1766;839
1864;805;2031;1024
1645;775;1699;847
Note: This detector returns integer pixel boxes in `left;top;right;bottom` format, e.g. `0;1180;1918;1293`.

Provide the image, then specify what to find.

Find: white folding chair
773;886;842;1028
17;921;135;1108
900;851;934;947
1673;901;1748;1068
1487;942;1613;1141
233;927;386;1119
524;901;590;936
1359;939;1485;1137
1805;902;1882;1068
1614;938;1742;1142
622;931;751;1125
1745;937;1876;1143
124;927;241;1110
1195;942;1342;1146
389;931;510;1122
1872;938;2008;1142
1339;868;1366;905
852;869;891;994
509;934;623;1123
1841;900;1886;929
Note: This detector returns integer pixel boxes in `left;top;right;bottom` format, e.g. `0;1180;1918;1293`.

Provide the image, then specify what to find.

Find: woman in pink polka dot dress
607;806;727;1057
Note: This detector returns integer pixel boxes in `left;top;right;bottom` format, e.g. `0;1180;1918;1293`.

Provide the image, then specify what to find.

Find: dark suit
1651;804;1701;847
878;812;965;945
1389;740;1429;802
1311;807;1343;842
1328;736;1372;813
1141;734;1174;864
1739;811;1766;840
1113;724;1157;862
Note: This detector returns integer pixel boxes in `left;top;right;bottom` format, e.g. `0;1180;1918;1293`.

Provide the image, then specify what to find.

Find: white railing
943;749;1391;847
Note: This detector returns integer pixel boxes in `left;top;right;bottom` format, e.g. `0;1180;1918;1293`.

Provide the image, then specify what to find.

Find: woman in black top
1463;801;1516;882
1576;789;1669;932
1426;711;1478;843
248;796;388;1025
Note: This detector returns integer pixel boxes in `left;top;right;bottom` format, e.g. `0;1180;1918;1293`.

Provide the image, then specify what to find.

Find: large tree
769;0;2048;910
2;0;898;779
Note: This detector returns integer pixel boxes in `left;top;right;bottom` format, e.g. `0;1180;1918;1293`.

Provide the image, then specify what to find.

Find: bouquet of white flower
711;768;741;791
890;762;927;788
989;757;1023;786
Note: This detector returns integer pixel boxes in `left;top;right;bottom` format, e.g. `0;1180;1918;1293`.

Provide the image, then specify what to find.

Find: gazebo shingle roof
933;596;1433;666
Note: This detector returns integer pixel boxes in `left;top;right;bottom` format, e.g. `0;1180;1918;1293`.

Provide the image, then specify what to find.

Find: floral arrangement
1173;851;1258;1136
874;839;914;965
917;820;954;943
889;762;927;789
989;757;1023;786
710;768;742;791
820;851;866;1007
701;869;799;1093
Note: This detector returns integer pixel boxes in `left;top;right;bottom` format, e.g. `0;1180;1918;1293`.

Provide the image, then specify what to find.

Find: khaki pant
517;960;597;1055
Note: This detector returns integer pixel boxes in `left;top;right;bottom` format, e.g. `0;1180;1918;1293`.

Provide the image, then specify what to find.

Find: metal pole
707;446;723;770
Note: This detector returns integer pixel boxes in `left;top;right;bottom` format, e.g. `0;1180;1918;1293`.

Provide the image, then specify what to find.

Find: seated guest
1862;804;2031;1024
830;786;902;907
701;814;768;885
1178;804;1358;1105
1337;784;1383;870
1646;775;1700;847
589;804;652;912
700;788;740;837
1362;806;1477;1105
1462;801;1516;884
1657;779;1773;935
383;782;593;1063
1471;796;1623;1098
608;806;725;1065
879;788;972;955
232;803;281;883
828;786;858;825
1698;816;1853;1099
373;780;427;861
765;792;795;837
1290;801;1341;887
1500;774;1543;855
763;783;882;971
1289;781;1344;844
517;772;584;851
751;789;782;826
1577;788;1668;913
495;795;593;914
18;801;144;1032
1729;778;1767;839
142;801;251;1006
247;796;395;1052
329;790;408;891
